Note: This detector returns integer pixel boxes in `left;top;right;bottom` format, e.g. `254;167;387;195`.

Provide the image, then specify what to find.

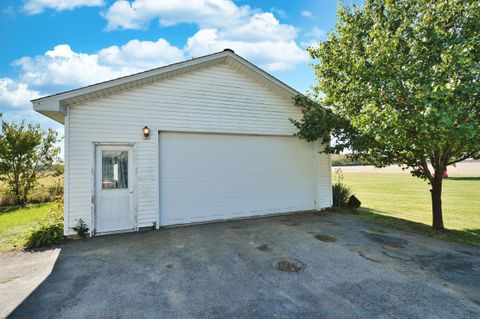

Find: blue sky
0;0;360;133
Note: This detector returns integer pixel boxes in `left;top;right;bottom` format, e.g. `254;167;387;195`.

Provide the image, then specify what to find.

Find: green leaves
295;0;480;178
25;202;64;248
0;115;61;204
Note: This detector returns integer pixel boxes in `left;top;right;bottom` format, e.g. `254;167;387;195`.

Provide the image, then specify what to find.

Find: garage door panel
160;132;316;226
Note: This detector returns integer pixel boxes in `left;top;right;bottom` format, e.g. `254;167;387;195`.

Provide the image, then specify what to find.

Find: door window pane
102;151;128;189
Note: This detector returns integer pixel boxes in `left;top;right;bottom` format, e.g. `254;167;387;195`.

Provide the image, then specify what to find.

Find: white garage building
32;49;332;236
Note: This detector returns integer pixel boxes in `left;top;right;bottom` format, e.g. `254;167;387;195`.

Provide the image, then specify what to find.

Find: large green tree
293;0;480;230
0;114;61;204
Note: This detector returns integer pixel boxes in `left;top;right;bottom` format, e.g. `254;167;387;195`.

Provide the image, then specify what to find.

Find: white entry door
159;132;316;226
95;145;135;233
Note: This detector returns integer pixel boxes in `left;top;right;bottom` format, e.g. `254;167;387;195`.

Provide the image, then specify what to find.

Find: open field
0;174;62;192
337;161;480;175
0;174;62;206
336;162;480;245
0;204;54;251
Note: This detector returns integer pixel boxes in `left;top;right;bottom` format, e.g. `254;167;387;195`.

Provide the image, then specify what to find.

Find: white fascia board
228;54;301;97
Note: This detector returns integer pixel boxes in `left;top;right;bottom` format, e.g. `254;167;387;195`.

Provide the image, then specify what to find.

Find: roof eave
33;99;66;124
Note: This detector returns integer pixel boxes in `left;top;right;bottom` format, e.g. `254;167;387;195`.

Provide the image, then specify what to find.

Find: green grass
0;203;55;251
340;172;480;246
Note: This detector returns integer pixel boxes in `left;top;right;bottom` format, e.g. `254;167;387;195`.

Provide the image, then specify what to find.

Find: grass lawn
341;171;480;246
0;203;55;251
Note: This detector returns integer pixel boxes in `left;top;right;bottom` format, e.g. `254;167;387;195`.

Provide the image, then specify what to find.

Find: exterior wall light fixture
143;126;150;139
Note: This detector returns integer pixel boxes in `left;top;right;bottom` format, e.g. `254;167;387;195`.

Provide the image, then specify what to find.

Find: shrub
0;192;15;206
332;167;360;208
73;219;89;238
48;181;64;198
332;183;352;207
25;202;65;248
27;188;51;204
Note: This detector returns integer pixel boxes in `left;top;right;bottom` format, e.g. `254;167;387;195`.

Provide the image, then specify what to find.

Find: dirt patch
362;231;408;248
256;244;272;252
315;234;337;242
275;259;305;273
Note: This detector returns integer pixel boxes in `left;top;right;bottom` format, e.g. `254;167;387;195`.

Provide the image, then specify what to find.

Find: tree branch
447;154;472;166
420;159;434;182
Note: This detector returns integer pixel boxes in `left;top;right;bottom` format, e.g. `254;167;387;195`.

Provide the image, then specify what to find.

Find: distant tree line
331;154;371;166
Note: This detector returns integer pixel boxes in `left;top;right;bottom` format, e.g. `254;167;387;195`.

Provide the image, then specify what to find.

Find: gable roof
32;49;302;124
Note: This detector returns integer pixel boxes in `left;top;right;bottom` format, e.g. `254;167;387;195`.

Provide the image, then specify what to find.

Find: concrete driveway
1;211;479;318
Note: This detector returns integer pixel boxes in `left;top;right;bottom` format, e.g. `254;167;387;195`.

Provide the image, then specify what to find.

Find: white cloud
98;38;184;69
301;10;314;18
219;12;297;42
0;78;64;132
101;1;307;71
183;13;307;71
0;78;50;130
185;29;307;71
103;0;251;30
0;78;41;110
22;0;104;15
14;11;305;87
14;39;184;89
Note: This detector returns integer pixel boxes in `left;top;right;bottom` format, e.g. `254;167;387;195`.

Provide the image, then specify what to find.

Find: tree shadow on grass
0;205;24;214
447;176;480;181
334;207;480;247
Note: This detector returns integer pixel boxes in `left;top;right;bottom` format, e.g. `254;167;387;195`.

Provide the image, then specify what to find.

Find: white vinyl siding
66;63;331;235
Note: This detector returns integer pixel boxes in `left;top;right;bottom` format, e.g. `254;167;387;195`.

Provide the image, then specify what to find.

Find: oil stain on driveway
1;212;479;318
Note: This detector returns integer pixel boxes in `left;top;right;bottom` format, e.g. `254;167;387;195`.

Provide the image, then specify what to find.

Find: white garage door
159;132;315;226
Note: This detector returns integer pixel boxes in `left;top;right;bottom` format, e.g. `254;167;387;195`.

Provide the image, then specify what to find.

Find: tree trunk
430;176;445;230
22;190;28;205
13;187;22;205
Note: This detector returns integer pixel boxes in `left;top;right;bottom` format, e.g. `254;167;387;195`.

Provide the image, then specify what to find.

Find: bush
332;183;353;207
48;181;64;198
331;167;360;208
0;192;15;206
73;219;89;238
25;201;65;248
27;188;51;204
